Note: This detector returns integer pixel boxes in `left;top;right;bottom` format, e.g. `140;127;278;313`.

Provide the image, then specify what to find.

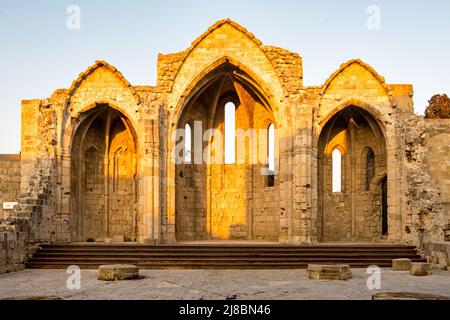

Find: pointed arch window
332;148;342;193
184;123;192;164
267;123;275;187
224;102;236;164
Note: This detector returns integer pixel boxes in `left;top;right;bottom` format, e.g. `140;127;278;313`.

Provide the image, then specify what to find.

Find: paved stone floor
0;268;449;300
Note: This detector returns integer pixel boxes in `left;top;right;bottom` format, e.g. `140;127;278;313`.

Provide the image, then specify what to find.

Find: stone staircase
26;243;425;269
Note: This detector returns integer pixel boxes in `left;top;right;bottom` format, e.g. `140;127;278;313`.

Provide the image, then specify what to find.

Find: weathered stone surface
373;292;450;300
0;155;21;220
445;225;450;242
392;258;412;271
2;268;450;300
403;117;448;246
424;242;450;270
98;265;140;281
112;235;125;243
307;264;352;280
444;223;450;244
411;263;433;276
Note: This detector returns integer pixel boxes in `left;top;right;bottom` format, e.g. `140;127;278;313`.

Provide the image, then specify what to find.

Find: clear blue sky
0;0;449;153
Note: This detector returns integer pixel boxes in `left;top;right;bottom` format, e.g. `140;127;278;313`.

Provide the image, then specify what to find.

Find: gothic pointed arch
66;60;141;106
70;104;139;242
172;54;280;242
317;105;387;242
165;19;274;93
173;56;279;128
321;59;393;102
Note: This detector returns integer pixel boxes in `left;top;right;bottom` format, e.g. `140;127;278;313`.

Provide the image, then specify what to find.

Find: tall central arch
174;62;280;241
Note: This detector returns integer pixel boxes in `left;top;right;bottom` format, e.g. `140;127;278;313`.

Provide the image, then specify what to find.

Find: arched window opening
224;102;236;164
267;123;275;187
332;148;342;193
365;148;375;191
184;123;192;164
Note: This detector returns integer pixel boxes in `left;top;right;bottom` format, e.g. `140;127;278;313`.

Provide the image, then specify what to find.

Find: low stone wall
0;157;56;274
423;120;450;226
0;217;37;273
424;242;450;270
0;155;21;219
0;154;34;273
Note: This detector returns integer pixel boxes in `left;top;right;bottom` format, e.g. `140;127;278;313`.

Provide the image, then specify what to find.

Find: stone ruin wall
0;154;23;273
422;119;450;229
402;116;449;245
1;19;450;273
0;99;58;273
398;113;450;269
0;155;21;219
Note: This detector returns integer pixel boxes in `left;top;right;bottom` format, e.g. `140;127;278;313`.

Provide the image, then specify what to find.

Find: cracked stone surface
0;269;449;300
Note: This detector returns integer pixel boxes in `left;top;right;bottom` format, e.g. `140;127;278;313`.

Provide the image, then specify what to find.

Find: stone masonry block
410;263;433;277
307;264;352;281
392;258;412;271
98;265;140;281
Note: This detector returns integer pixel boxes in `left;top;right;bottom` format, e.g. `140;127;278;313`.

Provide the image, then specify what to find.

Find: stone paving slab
0;269;449;300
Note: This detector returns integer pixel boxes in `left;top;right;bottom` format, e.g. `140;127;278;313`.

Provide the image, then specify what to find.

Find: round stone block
307;264;352;280
410;262;432;276
98;265;140;281
392;258;412;271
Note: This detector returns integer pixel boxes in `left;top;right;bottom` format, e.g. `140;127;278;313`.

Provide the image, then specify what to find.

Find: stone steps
31;253;421;258
26;244;425;270
33;244;420;251
29;257;423;262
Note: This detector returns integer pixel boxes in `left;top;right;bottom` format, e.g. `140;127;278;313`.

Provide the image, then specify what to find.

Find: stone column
387;121;402;242
278;123;294;244
163;109;177;244
142;119;161;244
293;122;314;244
103;111;112;239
